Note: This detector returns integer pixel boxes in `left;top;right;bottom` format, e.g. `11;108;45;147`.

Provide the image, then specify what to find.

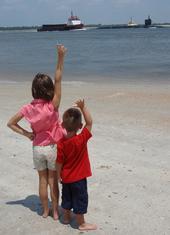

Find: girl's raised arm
52;45;67;109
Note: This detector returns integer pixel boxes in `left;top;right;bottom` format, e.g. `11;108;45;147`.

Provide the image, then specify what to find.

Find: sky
0;0;170;26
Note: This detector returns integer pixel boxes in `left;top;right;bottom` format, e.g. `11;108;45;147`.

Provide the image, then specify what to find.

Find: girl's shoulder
31;99;59;113
20;99;59;117
19;101;33;116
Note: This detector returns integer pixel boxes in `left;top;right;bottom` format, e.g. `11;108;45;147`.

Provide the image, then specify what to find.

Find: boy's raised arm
75;99;93;132
52;45;67;109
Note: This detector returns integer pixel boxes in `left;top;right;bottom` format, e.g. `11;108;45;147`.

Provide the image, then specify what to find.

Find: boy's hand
57;45;67;57
74;99;85;110
74;99;92;132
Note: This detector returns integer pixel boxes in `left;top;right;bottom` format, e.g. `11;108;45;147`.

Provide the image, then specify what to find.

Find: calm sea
0;28;170;83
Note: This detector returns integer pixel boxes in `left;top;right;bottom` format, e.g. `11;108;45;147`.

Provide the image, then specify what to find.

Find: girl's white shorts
33;144;57;171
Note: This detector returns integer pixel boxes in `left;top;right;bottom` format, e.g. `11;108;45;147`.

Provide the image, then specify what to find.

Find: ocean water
0;28;170;83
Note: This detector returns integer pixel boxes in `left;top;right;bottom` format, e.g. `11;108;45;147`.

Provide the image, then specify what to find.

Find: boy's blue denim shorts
61;178;88;214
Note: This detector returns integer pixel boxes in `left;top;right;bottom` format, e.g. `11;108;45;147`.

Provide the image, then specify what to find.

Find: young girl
7;45;67;220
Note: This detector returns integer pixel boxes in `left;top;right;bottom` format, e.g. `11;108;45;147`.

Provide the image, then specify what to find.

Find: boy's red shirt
56;127;92;183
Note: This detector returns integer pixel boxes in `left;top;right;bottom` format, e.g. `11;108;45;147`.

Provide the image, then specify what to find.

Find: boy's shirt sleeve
56;142;64;164
76;127;92;146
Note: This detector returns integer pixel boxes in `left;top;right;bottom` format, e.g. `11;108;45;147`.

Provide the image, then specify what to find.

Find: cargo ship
37;12;84;32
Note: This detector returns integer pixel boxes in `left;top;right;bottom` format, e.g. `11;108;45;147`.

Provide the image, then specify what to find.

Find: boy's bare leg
38;170;49;218
48;170;59;220
63;209;71;224
76;214;97;231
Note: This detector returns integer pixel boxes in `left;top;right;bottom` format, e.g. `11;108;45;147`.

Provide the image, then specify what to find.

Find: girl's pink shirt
19;99;66;146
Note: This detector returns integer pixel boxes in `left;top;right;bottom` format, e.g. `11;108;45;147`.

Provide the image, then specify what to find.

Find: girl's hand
57;45;67;57
74;99;85;110
25;131;35;141
58;177;62;184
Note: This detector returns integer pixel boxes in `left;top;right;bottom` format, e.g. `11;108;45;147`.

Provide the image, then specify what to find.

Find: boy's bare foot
63;210;71;224
79;223;97;231
42;209;50;218
53;210;59;220
63;219;70;224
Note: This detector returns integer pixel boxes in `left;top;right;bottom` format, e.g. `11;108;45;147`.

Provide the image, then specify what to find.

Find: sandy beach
0;79;170;235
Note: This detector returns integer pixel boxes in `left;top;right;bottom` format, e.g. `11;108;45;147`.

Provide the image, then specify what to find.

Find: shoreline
1;74;170;85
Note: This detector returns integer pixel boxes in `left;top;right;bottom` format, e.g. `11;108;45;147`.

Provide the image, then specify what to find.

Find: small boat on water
37;11;84;32
127;18;138;27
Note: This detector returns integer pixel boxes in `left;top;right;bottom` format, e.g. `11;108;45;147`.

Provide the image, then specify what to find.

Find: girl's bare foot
53;210;59;220
42;209;50;218
79;223;97;231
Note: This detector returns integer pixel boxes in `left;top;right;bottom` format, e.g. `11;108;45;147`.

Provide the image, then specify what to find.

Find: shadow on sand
6;195;78;229
6;194;42;215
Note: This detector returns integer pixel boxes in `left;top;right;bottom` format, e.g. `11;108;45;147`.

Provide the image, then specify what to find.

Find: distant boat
127;18;138;27
37;11;84;32
145;16;152;27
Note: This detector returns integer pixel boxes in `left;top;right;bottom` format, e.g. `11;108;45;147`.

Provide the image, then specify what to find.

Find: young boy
56;99;97;231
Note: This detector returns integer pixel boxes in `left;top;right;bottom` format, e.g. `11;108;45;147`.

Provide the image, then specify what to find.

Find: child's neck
65;131;77;139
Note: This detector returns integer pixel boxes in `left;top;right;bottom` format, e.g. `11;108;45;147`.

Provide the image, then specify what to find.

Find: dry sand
0;79;170;235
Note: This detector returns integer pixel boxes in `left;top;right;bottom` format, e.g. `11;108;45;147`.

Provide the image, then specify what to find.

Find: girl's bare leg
38;170;49;218
48;170;59;220
76;214;97;231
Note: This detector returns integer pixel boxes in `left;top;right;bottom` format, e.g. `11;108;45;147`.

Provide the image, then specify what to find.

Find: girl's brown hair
32;73;54;101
